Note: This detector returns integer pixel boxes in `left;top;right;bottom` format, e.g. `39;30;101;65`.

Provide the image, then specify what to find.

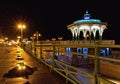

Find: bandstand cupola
67;10;107;41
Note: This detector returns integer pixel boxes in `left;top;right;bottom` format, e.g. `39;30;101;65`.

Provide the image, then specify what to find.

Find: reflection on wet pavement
3;64;37;79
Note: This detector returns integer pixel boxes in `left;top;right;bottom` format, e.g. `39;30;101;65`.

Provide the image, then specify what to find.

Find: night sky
0;0;119;41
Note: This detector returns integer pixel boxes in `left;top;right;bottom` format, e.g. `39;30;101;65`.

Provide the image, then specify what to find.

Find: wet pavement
0;46;66;84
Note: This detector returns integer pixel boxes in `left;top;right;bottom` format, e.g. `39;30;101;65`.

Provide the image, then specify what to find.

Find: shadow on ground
3;65;37;79
24;81;31;84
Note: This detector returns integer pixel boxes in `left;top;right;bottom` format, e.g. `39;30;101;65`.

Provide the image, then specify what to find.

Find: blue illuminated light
83;10;91;20
74;19;101;24
83;48;88;58
74;10;101;24
66;48;71;52
66;48;71;57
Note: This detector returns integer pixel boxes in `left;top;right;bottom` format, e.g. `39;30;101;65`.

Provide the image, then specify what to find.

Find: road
0;45;66;84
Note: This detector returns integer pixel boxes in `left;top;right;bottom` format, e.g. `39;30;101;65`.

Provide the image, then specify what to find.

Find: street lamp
18;24;26;42
17;36;21;43
34;31;41;44
58;37;63;41
30;36;35;43
4;37;8;45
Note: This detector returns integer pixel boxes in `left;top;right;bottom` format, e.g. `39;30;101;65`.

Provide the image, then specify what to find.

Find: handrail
23;41;119;84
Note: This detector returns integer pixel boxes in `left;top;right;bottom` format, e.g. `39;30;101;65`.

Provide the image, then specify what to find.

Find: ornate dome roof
74;10;101;24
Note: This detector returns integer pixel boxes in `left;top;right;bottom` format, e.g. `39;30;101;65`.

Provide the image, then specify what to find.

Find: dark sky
0;0;119;41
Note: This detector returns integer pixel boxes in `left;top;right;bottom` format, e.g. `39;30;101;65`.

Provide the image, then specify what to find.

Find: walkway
0;46;66;84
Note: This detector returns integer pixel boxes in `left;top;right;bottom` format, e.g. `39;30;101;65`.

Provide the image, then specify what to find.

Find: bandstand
66;10;113;60
67;10;107;41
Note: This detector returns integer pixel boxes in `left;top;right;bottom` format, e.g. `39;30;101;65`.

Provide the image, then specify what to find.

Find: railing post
52;42;56;70
99;35;102;44
65;65;69;84
34;42;36;56
94;43;100;84
30;43;32;53
20;42;23;48
40;41;43;60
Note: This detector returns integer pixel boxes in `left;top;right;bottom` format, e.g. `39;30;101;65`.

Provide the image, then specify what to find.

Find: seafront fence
23;40;119;84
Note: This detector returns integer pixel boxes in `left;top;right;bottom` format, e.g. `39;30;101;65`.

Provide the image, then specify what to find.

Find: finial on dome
86;10;88;14
83;10;91;19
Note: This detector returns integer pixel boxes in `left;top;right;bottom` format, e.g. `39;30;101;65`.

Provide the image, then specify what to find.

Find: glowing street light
58;37;63;41
5;37;8;40
34;31;41;44
30;36;35;43
18;24;26;42
17;36;21;43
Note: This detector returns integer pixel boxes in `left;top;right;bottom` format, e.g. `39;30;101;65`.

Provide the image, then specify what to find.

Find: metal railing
23;40;119;84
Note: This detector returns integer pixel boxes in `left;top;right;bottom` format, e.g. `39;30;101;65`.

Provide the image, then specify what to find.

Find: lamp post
17;36;21;43
34;31;41;44
4;37;8;46
58;37;63;41
30;36;35;43
18;24;26;42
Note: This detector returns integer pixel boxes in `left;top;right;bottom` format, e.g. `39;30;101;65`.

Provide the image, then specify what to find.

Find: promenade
1;43;120;84
0;45;66;84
